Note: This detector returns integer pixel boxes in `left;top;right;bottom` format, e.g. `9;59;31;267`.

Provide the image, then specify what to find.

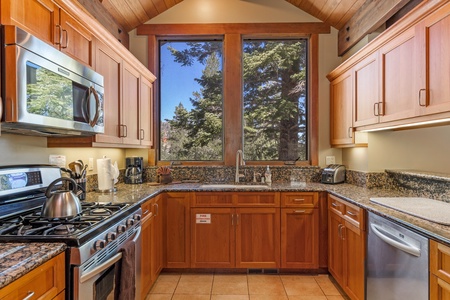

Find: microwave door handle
370;223;421;257
88;87;100;127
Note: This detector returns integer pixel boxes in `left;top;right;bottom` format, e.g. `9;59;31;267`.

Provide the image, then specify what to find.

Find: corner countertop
0;243;66;289
85;181;450;246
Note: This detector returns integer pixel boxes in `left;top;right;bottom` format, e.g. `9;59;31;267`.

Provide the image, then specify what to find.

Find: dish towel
114;240;136;300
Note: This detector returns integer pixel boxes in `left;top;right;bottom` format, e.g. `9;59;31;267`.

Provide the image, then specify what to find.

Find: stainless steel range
0;165;142;300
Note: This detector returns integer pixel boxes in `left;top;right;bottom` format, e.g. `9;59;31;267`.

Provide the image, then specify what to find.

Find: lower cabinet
281;192;320;269
164;192;191;268
430;240;450;299
328;194;365;300
140;195;164;298
191;192;281;269
0;252;65;300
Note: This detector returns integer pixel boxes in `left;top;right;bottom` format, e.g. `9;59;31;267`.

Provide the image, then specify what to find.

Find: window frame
139;23;328;166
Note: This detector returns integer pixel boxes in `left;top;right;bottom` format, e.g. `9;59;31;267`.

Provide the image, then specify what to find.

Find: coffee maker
125;157;144;184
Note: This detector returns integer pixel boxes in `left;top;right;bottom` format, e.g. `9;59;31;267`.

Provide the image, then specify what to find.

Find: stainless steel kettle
42;177;82;219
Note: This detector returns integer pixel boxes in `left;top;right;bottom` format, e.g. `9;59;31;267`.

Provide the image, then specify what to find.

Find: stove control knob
117;224;126;234
94;239;106;251
133;214;142;221
106;232;117;243
126;218;135;227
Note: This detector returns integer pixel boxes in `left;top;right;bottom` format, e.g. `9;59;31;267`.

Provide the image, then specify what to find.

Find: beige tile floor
145;273;347;300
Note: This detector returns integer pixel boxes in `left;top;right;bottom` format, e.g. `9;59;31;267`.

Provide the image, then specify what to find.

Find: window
243;39;308;161
143;23;324;165
159;40;224;161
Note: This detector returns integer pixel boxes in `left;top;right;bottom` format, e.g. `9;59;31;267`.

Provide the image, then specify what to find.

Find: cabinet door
281;208;319;269
151;195;163;281
94;41;122;144
330;69;354;146
164;192;191;268
353;52;379;127
139;75;154;147
418;2;450;115
140;202;153;299
342;222;365;300
235;207;280;268
380;27;418;123
122;61;141;145
1;0;59;47
191;208;235;268
59;8;93;66
328;210;344;285
430;275;450;300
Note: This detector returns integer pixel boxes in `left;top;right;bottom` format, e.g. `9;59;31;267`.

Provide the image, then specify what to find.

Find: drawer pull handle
294;210;306;213
293;198;305;202
23;291;35;300
331;202;340;208
346;210;357;216
143;209;149;215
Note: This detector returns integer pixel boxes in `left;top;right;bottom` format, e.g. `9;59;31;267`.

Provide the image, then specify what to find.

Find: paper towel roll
97;157;113;191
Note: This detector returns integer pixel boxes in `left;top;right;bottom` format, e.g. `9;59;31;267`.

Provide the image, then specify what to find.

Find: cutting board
370;197;450;225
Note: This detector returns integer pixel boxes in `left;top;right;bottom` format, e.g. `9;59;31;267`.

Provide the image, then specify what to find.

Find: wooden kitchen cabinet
140;199;153;299
328;194;365;300
0;252;65;300
236;207;280;268
281;192;319;269
139;75;154;147
121;61;141;146
1;0;93;66
191;207;235;268
417;2;450;117
353;52;379;127
164;192;191;268
190;192;280;269
141;195;164;298
430;240;450;299
329;69;354;147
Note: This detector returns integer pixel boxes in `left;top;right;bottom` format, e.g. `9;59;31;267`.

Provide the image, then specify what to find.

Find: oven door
73;227;141;300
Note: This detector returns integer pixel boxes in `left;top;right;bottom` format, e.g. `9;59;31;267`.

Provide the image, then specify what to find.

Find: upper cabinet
328;0;450;145
417;2;450;116
1;0;93;66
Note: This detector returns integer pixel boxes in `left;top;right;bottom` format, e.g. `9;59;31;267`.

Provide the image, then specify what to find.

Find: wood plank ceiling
97;0;417;55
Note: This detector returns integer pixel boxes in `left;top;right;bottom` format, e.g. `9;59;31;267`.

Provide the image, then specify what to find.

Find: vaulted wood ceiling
94;0;418;55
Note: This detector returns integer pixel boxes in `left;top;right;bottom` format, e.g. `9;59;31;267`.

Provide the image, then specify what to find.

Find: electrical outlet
326;156;335;165
88;158;94;170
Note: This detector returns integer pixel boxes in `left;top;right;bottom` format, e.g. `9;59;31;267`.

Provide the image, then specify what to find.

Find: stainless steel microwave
1;26;104;136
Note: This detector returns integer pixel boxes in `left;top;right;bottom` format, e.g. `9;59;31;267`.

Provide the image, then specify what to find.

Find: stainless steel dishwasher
366;212;429;300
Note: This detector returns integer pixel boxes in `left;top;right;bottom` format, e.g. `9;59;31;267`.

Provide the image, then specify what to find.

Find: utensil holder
159;174;173;184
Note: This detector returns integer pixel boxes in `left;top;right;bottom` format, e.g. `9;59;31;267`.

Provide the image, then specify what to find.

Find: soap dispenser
265;165;272;184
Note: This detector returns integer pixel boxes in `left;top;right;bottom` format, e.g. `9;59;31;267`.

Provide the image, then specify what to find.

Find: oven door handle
370;223;421;257
80;227;141;283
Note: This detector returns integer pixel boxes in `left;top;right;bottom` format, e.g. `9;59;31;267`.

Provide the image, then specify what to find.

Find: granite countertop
3;178;448;290
0;243;66;289
85;181;450;246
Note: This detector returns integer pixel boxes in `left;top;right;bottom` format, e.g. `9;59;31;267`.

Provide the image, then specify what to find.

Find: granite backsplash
85;166;450;202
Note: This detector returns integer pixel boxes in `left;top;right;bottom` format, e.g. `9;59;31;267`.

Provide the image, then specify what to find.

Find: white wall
128;0;342;167
0;133;125;174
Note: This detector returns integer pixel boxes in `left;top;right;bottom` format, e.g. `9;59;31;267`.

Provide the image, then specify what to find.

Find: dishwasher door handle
370;223;421;257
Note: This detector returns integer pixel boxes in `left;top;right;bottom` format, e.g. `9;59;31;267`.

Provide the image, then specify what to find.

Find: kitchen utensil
42;177;82;219
60;167;74;178
80;164;88;179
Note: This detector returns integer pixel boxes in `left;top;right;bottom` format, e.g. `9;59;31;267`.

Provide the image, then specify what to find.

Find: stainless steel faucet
235;150;245;183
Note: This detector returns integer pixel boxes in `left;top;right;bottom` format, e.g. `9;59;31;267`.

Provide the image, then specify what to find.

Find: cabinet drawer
0;252;65;300
281;192;318;208
328;195;345;214
430;240;450;283
235;192;280;207
192;192;234;207
343;201;365;230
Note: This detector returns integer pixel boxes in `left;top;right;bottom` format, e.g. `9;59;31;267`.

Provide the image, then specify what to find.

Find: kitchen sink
199;184;269;189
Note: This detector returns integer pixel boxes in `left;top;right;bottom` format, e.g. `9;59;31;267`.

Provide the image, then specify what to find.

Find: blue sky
160;42;203;121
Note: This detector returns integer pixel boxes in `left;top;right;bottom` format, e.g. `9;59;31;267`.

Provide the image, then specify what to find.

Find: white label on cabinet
196;213;211;224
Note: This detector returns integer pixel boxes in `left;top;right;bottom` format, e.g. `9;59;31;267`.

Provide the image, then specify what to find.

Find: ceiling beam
338;0;413;56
